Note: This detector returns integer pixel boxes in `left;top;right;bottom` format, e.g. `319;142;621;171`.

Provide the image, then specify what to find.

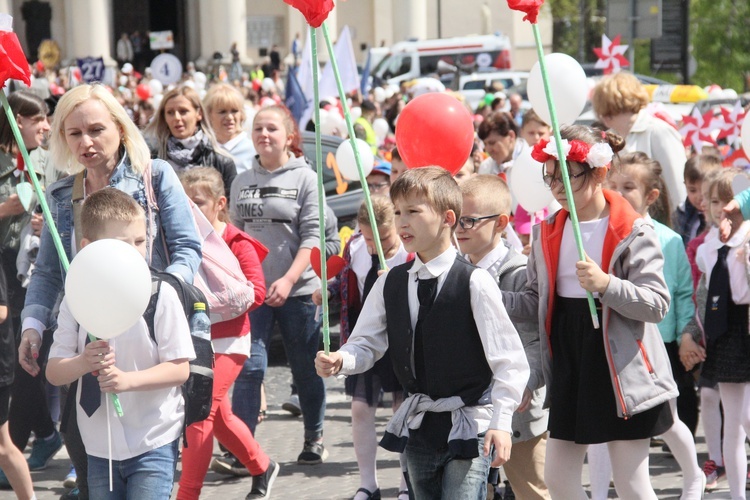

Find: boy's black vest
383;257;492;405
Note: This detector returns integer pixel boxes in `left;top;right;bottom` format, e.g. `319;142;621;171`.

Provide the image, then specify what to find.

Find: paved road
11;338;741;499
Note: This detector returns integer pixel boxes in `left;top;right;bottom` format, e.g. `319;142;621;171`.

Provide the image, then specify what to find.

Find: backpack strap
71;171;86;251
143;274;163;343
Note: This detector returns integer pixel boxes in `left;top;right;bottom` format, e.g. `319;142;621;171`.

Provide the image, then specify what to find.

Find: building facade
1;0;551;71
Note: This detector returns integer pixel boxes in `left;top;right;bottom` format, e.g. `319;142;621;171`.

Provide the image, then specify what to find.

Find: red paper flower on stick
0;16;30;88
310;247;346;280
284;0;334;28
506;0;545;24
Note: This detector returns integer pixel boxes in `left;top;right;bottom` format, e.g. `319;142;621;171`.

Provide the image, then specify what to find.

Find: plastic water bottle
189;302;211;341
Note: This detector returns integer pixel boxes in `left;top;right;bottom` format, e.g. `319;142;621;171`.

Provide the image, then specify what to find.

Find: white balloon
373;118;390;145
193;71;207;90
528;53;588;126
373;87;386;103
509;149;555;213
335;139;374;180
148;78;163;96
64;239;152;339
321;112;344;137
350;106;362;121
741;114;750;157
261;77;276;93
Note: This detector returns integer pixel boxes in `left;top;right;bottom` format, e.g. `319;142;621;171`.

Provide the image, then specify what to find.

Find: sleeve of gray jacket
600;224;670;324
505;266;544;392
501;231;541;322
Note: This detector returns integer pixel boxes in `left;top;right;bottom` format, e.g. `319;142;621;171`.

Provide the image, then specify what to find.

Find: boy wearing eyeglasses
457;174;551;500
316;167;529;499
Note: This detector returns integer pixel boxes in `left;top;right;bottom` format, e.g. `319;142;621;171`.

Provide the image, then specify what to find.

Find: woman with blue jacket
17;84;201;499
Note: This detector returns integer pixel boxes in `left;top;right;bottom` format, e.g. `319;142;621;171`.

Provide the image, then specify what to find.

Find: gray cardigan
503;208;678;419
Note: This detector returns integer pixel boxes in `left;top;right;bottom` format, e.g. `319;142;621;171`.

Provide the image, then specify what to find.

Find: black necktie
79;336;102;417
705;245;730;343
362;253;380;302
414;277;438;382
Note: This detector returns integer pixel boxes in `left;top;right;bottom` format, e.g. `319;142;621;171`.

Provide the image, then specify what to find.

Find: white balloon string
107;398;113;492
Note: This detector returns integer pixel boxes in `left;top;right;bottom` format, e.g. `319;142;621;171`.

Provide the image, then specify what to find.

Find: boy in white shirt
316;167;529;498
46;188;195;498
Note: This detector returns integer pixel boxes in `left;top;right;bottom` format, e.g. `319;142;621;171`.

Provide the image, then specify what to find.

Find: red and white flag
0;14;31;88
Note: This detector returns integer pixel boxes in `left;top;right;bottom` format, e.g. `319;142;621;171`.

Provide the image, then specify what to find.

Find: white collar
408;246;456;280
474;240;509;270
705;222;750;250
221;133;246;151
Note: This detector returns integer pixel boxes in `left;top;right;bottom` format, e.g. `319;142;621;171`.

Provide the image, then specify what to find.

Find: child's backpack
143;270;214;447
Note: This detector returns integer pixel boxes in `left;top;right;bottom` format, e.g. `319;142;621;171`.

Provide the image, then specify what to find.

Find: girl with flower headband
502;124;678;498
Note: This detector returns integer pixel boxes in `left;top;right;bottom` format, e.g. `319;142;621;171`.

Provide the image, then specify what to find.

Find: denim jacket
22;153;202;330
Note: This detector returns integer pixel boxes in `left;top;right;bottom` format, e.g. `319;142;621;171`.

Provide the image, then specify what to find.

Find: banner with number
76;57;104;83
149;53;182;85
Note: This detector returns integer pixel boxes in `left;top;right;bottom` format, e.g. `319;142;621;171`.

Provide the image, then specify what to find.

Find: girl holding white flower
502;125;677;498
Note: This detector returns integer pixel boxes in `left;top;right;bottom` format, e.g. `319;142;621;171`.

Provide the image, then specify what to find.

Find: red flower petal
309;247;346;280
0;31;30;88
284;0;334;28
506;0;545;24
567;141;590;163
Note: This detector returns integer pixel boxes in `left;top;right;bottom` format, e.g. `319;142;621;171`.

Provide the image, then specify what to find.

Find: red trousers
177;353;270;500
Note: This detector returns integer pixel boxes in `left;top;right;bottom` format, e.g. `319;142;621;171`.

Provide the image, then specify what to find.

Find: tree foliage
690;0;750;90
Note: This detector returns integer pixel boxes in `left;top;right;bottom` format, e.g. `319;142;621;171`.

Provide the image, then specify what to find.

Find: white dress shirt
338;246;529;433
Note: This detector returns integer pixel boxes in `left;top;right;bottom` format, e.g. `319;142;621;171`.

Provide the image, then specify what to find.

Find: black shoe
503;480;515;500
210;453;250;477
246;460;280;499
353;487;381;500
297;440;328;464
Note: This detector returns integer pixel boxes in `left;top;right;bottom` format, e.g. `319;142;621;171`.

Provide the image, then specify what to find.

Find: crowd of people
0;51;748;500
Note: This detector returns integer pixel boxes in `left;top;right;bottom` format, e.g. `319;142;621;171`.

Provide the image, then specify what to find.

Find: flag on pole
286;68;309;125
0;14;31;87
360;48;372;95
318;26;360;101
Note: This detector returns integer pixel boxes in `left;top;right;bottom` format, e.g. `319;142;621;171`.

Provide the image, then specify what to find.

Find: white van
373;34;512;85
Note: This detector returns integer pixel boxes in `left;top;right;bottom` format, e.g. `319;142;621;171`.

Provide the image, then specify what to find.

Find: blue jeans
405;436;491;500
233;296;325;440
87;440;178;500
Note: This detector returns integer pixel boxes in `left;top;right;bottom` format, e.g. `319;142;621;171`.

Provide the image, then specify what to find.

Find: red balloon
395;93;474;175
136;83;151;100
252;78;262;92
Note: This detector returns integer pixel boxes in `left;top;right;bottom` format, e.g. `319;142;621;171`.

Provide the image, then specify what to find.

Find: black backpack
143;270;214;447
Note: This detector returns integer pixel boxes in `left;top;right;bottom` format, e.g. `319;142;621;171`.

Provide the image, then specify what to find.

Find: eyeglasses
367;181;390;192
542;170;587;189
458;214;500;230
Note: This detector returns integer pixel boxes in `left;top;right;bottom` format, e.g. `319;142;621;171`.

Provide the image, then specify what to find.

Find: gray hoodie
230;155;320;297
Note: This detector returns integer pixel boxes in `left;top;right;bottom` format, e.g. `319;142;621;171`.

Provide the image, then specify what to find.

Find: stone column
198;0;215;64
373;0;393;47
405;0;428;40
209;0;249;63
64;0;114;62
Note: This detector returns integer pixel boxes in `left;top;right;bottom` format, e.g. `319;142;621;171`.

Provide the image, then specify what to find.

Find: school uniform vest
383;257;492;405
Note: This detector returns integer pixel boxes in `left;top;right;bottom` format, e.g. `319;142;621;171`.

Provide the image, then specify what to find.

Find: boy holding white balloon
46;188;195;499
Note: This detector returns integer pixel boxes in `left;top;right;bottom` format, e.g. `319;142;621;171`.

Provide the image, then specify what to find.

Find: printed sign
76;57;105;83
149;53;183;85
149;30;174;50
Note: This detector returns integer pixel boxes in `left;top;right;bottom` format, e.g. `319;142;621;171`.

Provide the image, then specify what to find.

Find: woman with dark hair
0;89;51;498
229;105;327;466
477;111;527;176
147;85;237;196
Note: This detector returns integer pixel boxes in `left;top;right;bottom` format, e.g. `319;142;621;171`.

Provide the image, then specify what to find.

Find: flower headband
531;137;614;169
